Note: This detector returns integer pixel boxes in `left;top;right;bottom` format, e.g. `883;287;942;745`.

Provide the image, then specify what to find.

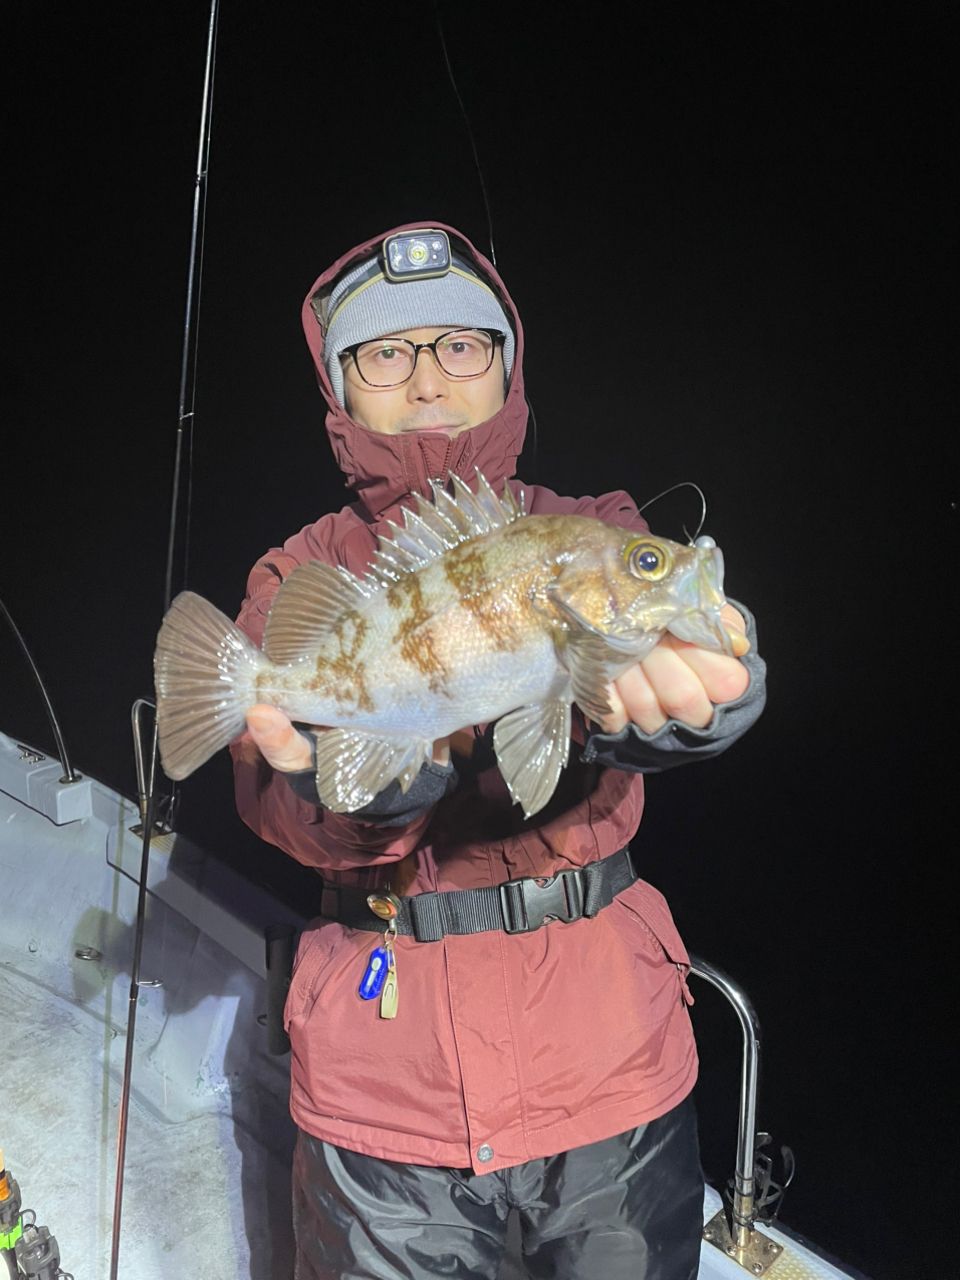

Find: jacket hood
301;221;528;520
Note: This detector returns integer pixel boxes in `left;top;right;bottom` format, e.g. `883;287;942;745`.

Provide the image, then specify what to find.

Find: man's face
341;326;506;436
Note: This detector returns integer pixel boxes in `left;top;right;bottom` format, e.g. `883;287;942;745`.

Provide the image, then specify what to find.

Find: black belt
323;847;638;943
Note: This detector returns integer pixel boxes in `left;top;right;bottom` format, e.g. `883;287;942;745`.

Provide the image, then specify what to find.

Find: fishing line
637;480;708;544
433;0;497;268
432;0;540;479
110;3;220;1278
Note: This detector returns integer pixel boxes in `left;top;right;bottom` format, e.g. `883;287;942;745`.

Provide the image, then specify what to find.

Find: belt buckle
499;871;585;934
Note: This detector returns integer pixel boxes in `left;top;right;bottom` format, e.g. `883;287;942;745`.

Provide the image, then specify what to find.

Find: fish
154;471;735;818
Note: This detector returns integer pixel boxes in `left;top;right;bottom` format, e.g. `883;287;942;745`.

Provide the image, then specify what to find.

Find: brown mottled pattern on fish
386;572;449;695
318;610;375;712
443;540;526;652
258;608;374;712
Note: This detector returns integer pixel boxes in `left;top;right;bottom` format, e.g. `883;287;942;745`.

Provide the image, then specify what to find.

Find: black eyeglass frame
340;327;505;388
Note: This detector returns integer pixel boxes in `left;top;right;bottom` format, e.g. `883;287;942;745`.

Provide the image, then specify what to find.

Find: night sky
5;4;955;1277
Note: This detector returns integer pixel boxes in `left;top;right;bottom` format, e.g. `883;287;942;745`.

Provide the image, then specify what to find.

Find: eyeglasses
341;328;503;389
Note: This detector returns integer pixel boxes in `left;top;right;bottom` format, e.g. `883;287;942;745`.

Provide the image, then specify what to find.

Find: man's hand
246;705;314;772
598;604;751;735
244;705;453;773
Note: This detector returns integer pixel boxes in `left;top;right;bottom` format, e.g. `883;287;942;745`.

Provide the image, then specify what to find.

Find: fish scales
154;471;733;817
254;519;576;739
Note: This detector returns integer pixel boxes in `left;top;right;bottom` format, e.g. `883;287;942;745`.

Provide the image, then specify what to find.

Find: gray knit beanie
322;252;515;407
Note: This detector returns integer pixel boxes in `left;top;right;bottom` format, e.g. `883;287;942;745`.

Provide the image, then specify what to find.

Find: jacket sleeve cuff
282;746;458;827
580;599;767;774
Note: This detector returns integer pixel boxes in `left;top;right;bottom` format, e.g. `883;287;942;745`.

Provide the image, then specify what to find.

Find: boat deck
0;731;857;1279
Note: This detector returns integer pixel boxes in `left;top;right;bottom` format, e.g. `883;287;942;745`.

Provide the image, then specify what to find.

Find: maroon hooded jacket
231;223;698;1173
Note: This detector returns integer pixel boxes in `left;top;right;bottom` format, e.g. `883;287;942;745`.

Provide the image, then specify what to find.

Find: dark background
5;3;955;1277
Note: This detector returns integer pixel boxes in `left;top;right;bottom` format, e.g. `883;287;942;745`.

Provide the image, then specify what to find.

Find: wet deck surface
0;739;855;1280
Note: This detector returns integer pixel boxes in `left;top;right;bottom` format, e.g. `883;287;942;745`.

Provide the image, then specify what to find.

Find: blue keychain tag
359;946;389;1001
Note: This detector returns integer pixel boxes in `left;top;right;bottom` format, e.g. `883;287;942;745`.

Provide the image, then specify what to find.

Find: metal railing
689;954;788;1275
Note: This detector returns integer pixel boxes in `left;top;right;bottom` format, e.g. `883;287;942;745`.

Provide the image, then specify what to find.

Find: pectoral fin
557;604;664;724
313;729;432;813
493;700;572;819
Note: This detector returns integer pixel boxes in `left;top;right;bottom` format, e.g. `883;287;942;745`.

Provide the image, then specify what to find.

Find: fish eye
626;540;671;581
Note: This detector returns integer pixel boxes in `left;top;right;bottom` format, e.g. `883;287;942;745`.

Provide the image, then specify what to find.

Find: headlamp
382;229;452;282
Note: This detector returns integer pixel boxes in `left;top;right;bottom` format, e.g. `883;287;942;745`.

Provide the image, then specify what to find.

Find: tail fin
154;591;268;780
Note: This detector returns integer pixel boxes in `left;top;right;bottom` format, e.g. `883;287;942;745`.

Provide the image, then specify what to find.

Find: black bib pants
292;1094;703;1280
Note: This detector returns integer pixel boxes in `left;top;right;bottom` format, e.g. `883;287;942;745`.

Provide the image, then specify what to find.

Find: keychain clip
379;920;399;1019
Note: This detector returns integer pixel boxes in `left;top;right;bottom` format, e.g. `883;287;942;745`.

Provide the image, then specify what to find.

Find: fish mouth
665;544;733;654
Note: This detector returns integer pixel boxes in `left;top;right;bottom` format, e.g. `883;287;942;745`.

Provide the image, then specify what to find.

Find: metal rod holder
130;698;156;828
688;953;762;1252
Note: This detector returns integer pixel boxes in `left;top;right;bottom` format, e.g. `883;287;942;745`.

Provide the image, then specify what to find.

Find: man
231;222;766;1279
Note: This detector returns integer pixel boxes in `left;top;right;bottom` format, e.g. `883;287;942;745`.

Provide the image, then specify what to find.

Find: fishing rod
109;9;524;1272
0;599;79;785
109;1;220;1276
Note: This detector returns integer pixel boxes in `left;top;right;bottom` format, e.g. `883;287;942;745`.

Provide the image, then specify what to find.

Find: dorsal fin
366;469;526;588
263;471;527;663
